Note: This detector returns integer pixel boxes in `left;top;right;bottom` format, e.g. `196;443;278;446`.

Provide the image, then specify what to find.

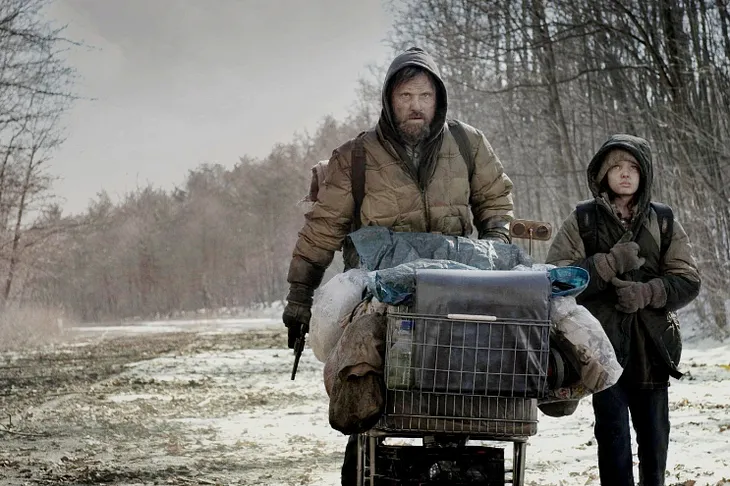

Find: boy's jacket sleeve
658;219;701;311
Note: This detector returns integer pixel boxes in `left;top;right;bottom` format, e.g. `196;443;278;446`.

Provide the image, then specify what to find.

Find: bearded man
282;46;516;484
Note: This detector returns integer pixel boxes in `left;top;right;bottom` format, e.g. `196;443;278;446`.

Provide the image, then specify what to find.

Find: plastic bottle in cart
387;319;415;389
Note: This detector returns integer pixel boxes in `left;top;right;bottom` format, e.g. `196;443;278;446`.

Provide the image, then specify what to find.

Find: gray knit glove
612;277;668;313
593;232;645;281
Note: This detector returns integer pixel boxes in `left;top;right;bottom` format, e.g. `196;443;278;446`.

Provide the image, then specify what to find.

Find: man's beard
396;113;431;146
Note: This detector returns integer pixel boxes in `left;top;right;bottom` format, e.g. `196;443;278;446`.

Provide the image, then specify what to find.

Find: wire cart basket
357;270;552;486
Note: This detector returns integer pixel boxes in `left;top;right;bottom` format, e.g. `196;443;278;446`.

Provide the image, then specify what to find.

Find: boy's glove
282;283;314;349
611;277;667;313
593;231;645;281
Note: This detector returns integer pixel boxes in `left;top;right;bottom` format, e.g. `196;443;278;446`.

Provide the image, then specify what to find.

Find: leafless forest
1;0;728;336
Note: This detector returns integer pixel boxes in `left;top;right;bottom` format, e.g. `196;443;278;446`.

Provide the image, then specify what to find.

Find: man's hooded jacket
287;48;514;290
546;134;701;387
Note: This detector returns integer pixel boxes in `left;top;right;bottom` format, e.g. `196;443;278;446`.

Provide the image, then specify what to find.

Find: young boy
546;134;701;486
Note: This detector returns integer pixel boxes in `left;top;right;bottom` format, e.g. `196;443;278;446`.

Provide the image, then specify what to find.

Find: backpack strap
576;200;674;260
650;202;674;258
350;123;472;221
342;135;367;271
575;200;599;256
447;119;475;179
351;136;366;230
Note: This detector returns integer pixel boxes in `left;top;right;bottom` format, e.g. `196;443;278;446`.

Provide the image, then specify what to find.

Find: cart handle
446;314;498;322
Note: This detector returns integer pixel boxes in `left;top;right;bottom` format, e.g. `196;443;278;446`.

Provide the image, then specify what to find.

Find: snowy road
0;317;724;485
83;318;730;485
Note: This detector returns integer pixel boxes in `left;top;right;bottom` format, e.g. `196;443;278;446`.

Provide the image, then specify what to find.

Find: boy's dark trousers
592;377;670;486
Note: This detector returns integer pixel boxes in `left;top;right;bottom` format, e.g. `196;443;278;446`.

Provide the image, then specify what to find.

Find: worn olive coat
287;48;513;289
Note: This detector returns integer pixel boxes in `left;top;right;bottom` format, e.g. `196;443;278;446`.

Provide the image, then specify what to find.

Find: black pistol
290;322;309;380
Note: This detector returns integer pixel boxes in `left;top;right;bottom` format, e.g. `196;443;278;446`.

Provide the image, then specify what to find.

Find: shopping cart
356;268;552;485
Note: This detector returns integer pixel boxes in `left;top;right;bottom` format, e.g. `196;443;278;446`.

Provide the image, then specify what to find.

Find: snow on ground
68;317;281;336
60;315;730;486
117;344;347;485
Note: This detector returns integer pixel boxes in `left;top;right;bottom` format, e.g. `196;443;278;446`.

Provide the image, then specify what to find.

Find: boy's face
606;158;641;196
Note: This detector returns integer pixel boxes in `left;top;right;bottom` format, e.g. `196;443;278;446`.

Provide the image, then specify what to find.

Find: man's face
391;72;436;145
606;157;641;197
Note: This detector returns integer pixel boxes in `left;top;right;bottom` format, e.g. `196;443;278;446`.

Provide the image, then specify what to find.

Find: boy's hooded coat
546;135;700;387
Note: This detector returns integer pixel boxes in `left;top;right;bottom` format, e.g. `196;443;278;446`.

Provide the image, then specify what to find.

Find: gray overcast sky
44;0;394;214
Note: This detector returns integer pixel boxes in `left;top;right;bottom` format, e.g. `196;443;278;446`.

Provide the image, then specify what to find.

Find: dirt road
1;323;728;486
0;328;345;486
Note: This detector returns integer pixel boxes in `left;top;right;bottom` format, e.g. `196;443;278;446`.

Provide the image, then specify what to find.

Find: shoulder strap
577;200;674;258
447;119;475;179
650;202;674;257
350;123;475;226
576;200;599;256
342;136;367;271
351;136;366;230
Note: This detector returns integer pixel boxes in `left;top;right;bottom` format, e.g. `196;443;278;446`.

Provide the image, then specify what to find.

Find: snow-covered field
79;317;730;485
1;314;728;485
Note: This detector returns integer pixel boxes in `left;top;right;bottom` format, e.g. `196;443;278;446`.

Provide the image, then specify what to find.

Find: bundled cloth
518;264;622;416
323;298;388;435
542;295;623;403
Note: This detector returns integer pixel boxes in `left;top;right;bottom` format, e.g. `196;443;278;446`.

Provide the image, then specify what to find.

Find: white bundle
309;269;370;362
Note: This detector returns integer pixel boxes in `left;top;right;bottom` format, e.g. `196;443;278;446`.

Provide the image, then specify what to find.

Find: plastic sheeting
369;259;478;305
371;260;590;306
548;266;590;297
311;228;614;410
514;263;590;298
348;226;532;272
349;226;535;305
309;269;370;362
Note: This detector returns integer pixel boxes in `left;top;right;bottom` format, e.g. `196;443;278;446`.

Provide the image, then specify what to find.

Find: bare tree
0;0;75;306
386;0;730;332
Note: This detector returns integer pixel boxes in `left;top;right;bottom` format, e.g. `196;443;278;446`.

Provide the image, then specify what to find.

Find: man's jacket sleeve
287;148;354;288
467;128;514;240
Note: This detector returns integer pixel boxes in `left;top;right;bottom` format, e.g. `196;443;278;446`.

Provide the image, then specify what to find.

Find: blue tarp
349;226;532;271
369;259;478;305
346;227;588;305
